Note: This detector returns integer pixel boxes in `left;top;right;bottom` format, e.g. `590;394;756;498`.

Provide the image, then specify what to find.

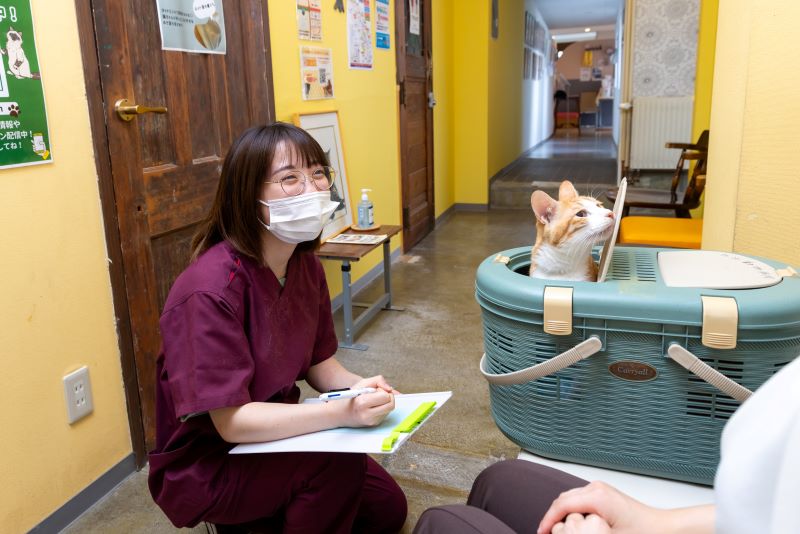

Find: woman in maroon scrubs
148;123;407;533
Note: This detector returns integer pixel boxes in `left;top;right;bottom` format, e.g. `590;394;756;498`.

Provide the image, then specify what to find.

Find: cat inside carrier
476;181;800;484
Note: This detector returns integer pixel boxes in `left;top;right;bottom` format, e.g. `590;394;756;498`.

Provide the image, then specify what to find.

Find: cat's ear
531;190;557;224
558;180;579;202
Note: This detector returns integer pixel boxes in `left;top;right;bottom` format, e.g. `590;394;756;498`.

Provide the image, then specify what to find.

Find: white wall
521;1;554;150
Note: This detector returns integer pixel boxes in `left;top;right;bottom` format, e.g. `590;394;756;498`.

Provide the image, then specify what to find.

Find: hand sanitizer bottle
357;189;374;228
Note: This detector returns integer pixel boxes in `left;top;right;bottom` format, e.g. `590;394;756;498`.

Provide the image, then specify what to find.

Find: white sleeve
770;410;800;533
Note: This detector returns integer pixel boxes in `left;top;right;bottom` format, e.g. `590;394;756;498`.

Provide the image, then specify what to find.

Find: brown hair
191;122;330;263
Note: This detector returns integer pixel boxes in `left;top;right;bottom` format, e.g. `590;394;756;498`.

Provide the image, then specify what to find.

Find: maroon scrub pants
413;460;587;534
203;452;407;533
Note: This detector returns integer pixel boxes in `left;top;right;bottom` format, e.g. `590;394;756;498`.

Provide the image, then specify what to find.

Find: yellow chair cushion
618;217;703;249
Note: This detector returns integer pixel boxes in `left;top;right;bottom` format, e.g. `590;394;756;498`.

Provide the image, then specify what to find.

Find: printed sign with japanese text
0;0;52;169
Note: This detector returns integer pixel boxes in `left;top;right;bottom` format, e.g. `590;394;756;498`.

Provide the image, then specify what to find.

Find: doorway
76;0;276;464
395;0;435;251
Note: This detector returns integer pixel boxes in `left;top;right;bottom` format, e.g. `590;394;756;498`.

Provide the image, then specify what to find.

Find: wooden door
396;0;434;251
83;0;274;456
617;0;635;182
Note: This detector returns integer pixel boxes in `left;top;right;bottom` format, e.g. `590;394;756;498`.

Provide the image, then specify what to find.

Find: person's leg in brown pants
413;459;587;534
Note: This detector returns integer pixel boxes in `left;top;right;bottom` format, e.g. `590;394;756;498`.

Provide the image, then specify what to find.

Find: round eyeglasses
265;166;336;196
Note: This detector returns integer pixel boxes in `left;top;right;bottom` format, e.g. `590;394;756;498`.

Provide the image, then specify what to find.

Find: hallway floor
490;130;619;209
61;133;678;533
63;208;532;533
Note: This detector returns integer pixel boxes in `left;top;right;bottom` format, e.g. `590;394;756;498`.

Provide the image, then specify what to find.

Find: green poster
0;0;52;169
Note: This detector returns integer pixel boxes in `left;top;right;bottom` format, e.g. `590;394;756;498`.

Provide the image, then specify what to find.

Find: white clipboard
229;391;452;455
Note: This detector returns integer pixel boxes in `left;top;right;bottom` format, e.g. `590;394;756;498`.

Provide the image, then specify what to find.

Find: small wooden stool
618;217;703;249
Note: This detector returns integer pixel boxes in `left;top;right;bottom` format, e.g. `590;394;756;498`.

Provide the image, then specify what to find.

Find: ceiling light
551;31;597;43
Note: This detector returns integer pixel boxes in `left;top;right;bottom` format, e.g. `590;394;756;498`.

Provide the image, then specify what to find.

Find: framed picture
293;110;353;241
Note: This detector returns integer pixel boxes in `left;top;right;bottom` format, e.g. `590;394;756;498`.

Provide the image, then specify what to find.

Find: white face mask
258;191;339;244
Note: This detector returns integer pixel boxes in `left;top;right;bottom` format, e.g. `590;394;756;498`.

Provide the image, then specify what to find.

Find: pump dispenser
357;189;375;229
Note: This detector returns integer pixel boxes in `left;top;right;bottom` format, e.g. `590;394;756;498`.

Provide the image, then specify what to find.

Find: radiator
629;96;693;170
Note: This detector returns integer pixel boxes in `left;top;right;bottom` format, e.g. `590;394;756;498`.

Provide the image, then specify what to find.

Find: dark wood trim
423;0;435;237
261;1;277;122
394;0;409;251
75;0;146;467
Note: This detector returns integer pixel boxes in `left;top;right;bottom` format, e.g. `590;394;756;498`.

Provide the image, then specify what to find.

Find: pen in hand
319;387;377;402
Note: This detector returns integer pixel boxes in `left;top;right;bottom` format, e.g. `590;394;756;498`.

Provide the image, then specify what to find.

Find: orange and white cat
529;180;615;282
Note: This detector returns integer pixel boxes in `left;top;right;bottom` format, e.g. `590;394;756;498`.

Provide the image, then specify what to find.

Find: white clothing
715;357;800;533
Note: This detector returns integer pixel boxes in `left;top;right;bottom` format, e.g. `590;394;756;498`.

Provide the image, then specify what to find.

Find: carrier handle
479;336;603;385
666;344;753;402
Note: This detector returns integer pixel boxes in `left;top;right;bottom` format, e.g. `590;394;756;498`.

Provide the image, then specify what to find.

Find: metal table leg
382;240;404;312
338;260;368;351
337;241;404;351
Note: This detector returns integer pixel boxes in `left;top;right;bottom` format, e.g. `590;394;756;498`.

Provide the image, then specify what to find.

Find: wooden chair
608;130;709;218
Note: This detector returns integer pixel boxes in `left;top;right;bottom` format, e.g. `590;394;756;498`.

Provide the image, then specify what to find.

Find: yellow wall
689;0;718;218
453;1;489;205
488;0;525;180
703;0;800;265
267;1;402;287
432;0;455;217
1;2;131;531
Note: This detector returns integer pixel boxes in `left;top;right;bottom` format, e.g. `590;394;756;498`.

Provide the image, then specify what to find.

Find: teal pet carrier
475;246;800;485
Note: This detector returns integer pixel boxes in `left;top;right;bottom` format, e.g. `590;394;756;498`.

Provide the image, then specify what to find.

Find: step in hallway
63;134;623;533
490;131;618;209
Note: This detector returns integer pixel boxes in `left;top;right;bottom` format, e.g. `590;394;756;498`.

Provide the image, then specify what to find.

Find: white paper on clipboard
229;391;452;455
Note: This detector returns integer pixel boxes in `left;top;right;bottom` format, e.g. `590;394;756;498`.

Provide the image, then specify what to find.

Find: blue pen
319;387;377;402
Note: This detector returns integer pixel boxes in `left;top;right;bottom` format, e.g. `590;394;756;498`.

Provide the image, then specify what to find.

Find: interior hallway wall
1;2;131;531
432;0;455;217
703;0;800;265
485;0;555;197
267;1;402;292
689;0;718;218
453;1;489;206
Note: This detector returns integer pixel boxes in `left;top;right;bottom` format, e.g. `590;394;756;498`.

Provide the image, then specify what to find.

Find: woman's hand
334;388;395;427
551;513;611;534
351;374;400;395
538;481;662;534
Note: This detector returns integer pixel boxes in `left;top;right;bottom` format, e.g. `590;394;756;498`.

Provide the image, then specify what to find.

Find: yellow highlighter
381;401;437;452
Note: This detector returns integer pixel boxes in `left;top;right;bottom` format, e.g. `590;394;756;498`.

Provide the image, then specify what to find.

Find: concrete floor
63;133;673;533
63;208;532;534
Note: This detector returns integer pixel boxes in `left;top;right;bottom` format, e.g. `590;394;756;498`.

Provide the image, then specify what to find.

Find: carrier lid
597;178;627;283
658;250;783;289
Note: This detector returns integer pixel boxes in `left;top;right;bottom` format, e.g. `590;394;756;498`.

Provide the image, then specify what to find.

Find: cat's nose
606;211;615;219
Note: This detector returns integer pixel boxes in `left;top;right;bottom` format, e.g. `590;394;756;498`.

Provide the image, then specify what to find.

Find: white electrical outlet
63;366;94;424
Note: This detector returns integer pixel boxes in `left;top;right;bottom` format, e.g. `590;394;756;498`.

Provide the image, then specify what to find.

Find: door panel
91;0;274;451
396;0;434;251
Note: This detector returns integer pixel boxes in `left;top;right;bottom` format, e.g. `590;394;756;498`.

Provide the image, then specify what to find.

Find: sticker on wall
0;1;53;169
375;0;390;49
297;0;322;41
409;0;420;35
347;0;372;69
300;46;334;100
156;0;226;54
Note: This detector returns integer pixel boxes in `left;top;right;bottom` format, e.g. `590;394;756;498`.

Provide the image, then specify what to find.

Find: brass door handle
115;98;168;121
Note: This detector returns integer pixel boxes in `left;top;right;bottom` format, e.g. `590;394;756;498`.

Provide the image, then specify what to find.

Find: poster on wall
156;0;226;54
300;46;334;100
347;0;373;69
409;0;420;35
0;0;53;169
375;0;390;49
296;0;322;41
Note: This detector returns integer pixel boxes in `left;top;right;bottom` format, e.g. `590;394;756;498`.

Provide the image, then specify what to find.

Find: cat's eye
576;210;588;217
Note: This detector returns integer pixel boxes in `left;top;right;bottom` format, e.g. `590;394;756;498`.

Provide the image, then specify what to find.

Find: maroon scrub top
148;241;338;527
